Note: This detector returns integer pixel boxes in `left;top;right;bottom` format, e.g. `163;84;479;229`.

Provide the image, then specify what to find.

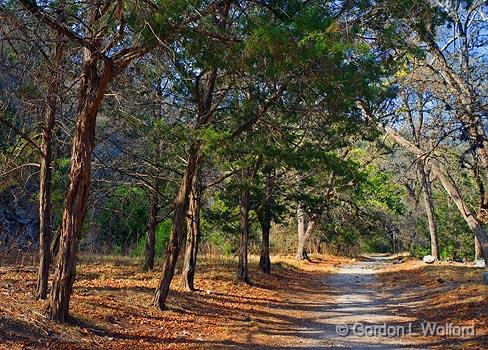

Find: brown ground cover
0;254;345;350
378;260;488;349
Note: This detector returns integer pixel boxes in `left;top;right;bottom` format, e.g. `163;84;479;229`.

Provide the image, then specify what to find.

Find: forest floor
0;253;487;349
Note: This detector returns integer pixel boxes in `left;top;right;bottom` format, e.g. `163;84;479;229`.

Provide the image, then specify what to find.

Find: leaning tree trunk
237;188;251;283
153;68;218;309
417;162;440;260
180;173;201;291
36;37;64;300
45;55;113;322
153;145;199;310
386;127;488;261
144;189;158;271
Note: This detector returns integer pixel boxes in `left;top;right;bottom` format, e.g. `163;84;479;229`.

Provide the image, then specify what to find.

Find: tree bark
36;37;64;300
475;237;483;261
153;145;199;310
153;68;218;309
417;162;440;260
386;127;488;261
296;204;311;260
143;189;158;271
45;52;113;322
180;172;201;291
237;188;251;283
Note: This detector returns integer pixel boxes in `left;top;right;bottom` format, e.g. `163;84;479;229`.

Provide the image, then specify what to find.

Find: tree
18;0;204;322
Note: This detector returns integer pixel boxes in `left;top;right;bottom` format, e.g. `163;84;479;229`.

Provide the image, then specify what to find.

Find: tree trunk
45;54;113;322
153;145;199;310
386;127;488;261
258;168;272;273
296;204;310;260
153;68;217;309
417;162;440;260
475;237;483;261
180;172;201;291
237;188;250;283
144;189;158;271
299;220;316;261
259;218;271;274
36;38;63;300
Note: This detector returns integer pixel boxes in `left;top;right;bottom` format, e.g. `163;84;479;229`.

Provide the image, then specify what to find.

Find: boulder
474;259;486;268
483;272;488;285
423;255;436;264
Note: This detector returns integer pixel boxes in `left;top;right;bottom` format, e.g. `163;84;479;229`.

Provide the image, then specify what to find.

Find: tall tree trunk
36;38;64;300
144;189;158;271
386;127;488;261
237;188;250;283
296;204;309;260
417;162;440;260
153;145;199;310
180;172;201;291
45;54;113;322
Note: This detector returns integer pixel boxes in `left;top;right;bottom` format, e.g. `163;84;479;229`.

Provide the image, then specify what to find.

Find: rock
474;259;486;268
423;255;436;264
483;272;488;285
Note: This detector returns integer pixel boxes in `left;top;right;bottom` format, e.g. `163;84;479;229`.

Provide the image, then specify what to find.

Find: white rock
474;259;486;268
423;255;436;264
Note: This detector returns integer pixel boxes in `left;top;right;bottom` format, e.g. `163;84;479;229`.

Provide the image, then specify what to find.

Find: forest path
213;254;425;349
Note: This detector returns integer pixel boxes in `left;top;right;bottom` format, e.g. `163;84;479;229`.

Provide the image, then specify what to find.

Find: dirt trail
215;254;422;349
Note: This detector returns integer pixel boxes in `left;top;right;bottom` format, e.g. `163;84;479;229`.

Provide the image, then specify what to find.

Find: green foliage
97;186;149;250
132;219;172;258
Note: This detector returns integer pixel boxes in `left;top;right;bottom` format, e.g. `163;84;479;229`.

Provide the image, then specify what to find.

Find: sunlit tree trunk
296;204;311;260
475;237;483;261
386;127;488;261
417;162;440;260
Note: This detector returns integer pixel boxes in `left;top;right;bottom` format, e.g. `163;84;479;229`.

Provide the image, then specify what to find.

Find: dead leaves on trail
0;254;345;350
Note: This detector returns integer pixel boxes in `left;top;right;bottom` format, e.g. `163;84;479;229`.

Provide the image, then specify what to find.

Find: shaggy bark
46;52;113;322
153;67;218;309
180;173;201;291
154;146;199;310
36;36;64;300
